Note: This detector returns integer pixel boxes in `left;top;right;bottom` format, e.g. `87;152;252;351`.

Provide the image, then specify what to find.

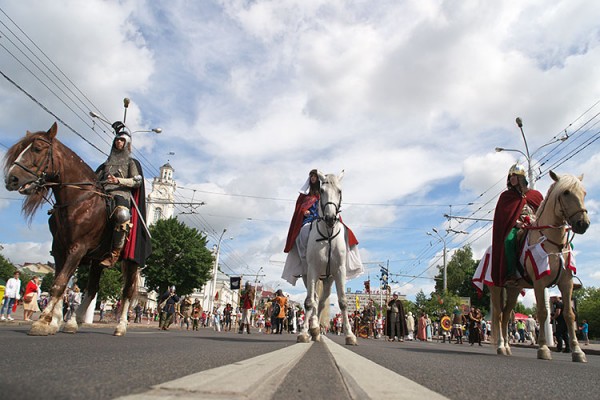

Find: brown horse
490;171;590;362
3;122;145;336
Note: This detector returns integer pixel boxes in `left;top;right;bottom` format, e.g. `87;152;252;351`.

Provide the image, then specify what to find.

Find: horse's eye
33;146;42;153
564;190;571;196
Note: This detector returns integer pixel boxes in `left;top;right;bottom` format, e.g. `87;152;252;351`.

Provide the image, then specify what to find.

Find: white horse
490;171;590;362
297;171;357;345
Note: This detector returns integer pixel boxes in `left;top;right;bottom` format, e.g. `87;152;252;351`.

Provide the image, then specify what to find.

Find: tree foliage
75;267;123;302
144;218;213;296
40;272;54;293
433;245;490;314
0;253;17;283
574;286;600;339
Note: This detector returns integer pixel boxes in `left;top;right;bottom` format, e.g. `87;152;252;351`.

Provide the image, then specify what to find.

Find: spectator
273;290;288;334
579;320;590;346
158;286;180;330
134;303;143;323
0;271;21;321
65;285;82;322
386;293;408;342
23;276;41;321
99;301;106;322
191;300;202;331
525;314;537;345
239;282;255;334
516;319;526;343
552;297;570;353
406;311;415;341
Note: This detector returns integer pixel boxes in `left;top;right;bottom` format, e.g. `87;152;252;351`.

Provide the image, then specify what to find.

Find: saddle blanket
472;234;576;294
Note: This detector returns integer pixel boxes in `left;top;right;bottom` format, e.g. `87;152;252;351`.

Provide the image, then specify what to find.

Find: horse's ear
48;122;58;139
317;171;327;182
26;130;33;137
549;170;559;182
339;169;345;182
578;174;584;181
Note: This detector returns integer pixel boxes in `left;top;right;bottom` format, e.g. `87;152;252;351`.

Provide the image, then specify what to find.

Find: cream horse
491;171;590;362
297;171;357;345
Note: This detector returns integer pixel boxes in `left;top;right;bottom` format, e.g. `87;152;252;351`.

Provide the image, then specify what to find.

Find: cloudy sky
1;0;600;307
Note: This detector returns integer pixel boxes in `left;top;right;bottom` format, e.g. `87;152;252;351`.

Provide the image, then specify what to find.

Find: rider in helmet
491;163;544;286
97;121;143;267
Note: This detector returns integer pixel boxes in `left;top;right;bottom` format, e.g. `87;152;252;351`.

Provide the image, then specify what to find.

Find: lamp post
209;229;229;313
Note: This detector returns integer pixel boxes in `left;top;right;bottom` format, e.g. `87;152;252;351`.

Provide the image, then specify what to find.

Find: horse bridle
10;136;57;190
319;181;342;228
314;180;343;279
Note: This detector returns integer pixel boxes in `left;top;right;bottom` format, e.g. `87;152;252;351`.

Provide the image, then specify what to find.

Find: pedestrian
23;276;41;321
491;163;543;286
191;300;202;331
425;314;433;341
180;296;193;330
468;307;482;346
134;303;143;323
257;312;265;333
525;314;537;345
451;306;464;344
417;312;427;341
552;297;570;352
376;314;384;339
223;303;233;332
65;285;82;322
579;320;590;346
239;282;255;334
213;307;222;332
386;293;408;342
158;286;180;330
406;311;415;341
0;271;21;321
99;300;106;322
273;290;288;334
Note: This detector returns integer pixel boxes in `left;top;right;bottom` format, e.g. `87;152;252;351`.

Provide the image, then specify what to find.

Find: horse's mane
535;173;583;221
3;130;96;222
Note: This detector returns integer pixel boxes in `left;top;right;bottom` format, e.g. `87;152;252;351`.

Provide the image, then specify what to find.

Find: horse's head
318;170;344;227
4;123;58;195
548;170;590;235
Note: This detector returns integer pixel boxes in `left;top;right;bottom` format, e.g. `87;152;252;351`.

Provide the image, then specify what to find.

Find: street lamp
208;229;232;313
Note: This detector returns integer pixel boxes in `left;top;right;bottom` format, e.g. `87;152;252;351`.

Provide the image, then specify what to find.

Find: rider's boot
100;224;129;268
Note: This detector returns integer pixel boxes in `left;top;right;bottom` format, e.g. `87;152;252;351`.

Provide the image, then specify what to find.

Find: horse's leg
297;276;315;343
534;284;552;360
30;247;83;336
501;288;520;356
558;274;587;363
313;279;332;342
335;271;356;346
76;262;103;325
490;287;506;355
115;261;138;336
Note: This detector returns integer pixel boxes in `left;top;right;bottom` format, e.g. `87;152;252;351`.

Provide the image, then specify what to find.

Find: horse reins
314;180;343;279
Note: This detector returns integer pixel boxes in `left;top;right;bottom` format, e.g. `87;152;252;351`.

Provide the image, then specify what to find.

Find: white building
146;163;176;226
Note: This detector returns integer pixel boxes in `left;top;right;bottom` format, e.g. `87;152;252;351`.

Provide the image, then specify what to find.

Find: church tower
147;163;176;226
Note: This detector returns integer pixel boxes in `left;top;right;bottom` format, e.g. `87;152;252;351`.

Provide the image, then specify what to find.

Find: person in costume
239;282;255;334
468;306;482;346
282;169;362;286
491;163;543;286
386;293;408;342
96;121;150;268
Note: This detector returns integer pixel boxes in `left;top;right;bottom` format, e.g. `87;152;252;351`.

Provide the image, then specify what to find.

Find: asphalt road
0;324;598;400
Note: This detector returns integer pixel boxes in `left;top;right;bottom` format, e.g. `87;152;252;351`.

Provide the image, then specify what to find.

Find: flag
380;267;388;289
230;276;241;290
364;280;371;293
355;295;360;310
214;292;219;301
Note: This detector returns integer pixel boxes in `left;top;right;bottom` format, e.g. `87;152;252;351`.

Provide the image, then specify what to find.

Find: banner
364;280;371;293
230;276;241;290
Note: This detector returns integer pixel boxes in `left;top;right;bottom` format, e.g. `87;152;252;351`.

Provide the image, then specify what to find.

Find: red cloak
491;188;543;286
283;193;358;253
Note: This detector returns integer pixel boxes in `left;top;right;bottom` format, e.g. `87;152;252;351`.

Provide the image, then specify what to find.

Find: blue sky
1;0;600;307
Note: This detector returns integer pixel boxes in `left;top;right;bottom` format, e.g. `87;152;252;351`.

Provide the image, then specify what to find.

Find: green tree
144;218;214;296
574;286;600;339
40;272;54;293
433;246;490;314
0;253;17;283
75;267;123;302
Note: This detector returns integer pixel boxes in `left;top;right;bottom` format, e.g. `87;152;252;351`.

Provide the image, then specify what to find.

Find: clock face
158;187;166;195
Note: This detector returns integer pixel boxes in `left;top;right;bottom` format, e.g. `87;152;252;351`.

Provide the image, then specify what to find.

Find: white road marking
115;342;312;400
322;337;448;399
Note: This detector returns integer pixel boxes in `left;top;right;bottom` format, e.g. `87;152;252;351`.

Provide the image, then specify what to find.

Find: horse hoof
62;323;78;334
28;322;51;336
505;347;512;356
572;351;587;363
345;336;357;346
113;328;126;337
309;327;320;337
297;333;310;343
537;348;552;360
496;347;505;355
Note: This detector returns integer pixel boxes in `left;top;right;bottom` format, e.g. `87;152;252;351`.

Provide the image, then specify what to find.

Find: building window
154;207;163;221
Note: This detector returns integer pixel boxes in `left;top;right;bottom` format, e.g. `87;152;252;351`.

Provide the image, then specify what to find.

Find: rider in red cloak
491;164;543;286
